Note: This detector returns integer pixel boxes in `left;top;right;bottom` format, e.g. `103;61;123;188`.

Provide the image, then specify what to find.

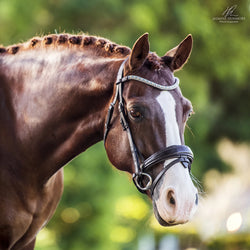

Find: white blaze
156;91;181;147
155;91;197;224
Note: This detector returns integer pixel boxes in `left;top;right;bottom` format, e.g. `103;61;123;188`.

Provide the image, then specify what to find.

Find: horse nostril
170;196;175;205
167;190;176;206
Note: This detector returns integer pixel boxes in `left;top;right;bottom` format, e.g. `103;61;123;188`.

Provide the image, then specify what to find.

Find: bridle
104;57;194;196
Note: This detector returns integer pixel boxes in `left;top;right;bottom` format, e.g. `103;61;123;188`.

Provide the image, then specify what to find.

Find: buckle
132;172;153;193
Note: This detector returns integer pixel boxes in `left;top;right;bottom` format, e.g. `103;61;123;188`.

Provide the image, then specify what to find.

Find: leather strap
142;145;193;171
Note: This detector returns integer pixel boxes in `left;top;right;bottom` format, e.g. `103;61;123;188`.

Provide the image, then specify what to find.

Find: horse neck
0;48;124;185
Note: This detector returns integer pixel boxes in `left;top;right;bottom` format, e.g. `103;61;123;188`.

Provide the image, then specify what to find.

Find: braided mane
0;33;131;58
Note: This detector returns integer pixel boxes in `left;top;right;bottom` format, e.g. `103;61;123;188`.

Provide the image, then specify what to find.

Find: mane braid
0;33;131;57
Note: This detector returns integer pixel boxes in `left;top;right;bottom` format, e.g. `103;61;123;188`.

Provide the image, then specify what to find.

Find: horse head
104;33;198;226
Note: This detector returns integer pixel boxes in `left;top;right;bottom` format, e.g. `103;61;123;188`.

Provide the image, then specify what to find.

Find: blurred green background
0;0;249;249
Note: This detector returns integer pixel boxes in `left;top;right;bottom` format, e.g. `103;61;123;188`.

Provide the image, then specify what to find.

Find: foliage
206;233;250;250
0;0;249;249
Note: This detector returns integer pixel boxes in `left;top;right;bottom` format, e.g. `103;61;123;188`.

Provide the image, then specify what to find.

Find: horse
0;33;198;249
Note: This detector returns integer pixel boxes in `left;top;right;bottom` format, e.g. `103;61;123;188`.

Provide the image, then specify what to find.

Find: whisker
190;173;204;196
186;124;195;138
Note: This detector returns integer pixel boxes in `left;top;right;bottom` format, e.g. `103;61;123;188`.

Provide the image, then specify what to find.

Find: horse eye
129;109;142;120
187;110;194;119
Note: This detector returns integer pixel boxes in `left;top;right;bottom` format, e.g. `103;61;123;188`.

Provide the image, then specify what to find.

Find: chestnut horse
0;33;198;249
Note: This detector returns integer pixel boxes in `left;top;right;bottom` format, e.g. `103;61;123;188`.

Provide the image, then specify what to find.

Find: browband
116;58;180;91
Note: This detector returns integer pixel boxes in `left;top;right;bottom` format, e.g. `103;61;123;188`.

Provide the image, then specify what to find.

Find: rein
104;58;193;196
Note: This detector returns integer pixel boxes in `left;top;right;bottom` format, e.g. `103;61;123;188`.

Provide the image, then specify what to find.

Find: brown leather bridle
104;58;193;196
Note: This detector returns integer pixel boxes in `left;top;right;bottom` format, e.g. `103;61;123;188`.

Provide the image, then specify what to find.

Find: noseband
104;58;193;196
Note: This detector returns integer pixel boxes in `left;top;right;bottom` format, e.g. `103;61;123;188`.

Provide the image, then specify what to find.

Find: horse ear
163;35;193;71
129;33;149;70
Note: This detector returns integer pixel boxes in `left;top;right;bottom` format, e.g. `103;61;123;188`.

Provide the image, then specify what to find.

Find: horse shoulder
0;166;63;250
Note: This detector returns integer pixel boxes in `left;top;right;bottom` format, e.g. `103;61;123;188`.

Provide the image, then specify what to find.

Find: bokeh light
226;212;242;232
61;207;80;224
115;195;149;220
